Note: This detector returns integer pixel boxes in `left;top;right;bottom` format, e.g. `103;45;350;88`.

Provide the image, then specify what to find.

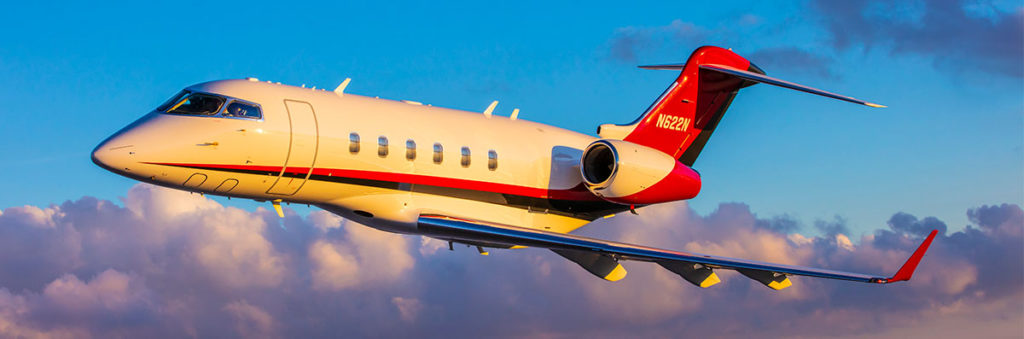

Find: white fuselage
93;79;627;235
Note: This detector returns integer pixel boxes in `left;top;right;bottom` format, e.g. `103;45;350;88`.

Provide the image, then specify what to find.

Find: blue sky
0;1;1021;337
1;1;1020;234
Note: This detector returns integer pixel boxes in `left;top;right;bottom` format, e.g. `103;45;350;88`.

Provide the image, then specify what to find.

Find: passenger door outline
267;100;319;195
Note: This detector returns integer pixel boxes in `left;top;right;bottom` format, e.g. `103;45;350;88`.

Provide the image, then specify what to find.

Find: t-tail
597;46;884;166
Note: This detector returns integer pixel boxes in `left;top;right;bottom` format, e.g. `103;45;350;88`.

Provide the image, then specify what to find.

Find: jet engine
579;139;701;205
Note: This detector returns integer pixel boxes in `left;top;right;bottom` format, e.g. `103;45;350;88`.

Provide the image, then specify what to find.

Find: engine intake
582;142;617;185
580;139;701;205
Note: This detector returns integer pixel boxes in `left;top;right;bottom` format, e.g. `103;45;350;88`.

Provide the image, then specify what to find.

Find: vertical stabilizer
606;46;757;166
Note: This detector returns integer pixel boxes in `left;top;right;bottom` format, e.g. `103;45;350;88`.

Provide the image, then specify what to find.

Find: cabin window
349;133;360;153
377;136;389;157
487;150;498;170
460;147;471;167
406;139;416;160
223;101;262;119
433;143;443;164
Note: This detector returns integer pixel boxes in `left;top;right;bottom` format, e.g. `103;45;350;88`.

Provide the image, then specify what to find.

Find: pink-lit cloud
0;184;1019;337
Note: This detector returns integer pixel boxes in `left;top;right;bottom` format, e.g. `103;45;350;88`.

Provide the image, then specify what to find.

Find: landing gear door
267;100;319;195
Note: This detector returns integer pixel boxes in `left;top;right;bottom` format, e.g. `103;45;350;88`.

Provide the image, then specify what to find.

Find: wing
419;214;937;290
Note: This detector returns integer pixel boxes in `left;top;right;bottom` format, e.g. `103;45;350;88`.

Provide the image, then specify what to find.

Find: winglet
883;229;938;283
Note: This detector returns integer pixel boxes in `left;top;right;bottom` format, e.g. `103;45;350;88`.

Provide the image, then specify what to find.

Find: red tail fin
601;46;883;166
617;46;755;166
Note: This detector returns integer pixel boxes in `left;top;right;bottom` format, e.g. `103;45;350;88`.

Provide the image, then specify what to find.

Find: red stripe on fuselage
147;162;602;201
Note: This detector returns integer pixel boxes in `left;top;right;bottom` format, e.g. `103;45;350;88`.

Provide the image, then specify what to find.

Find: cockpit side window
223;101;262;119
167;93;225;115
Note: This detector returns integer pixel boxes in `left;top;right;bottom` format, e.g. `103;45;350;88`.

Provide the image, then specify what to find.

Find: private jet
93;46;936;290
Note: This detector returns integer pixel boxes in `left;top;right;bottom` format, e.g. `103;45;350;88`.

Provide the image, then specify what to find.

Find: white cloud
309;240;360;291
418;237;448;257
391;297;422;323
2;205;60;229
835;234;855;251
223;300;275;338
309;219;414;291
309;210;343;233
0;183;1018;337
41;269;150;313
188;208;286;289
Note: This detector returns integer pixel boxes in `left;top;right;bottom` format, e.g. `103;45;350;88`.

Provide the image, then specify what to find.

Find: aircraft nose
91;136;135;174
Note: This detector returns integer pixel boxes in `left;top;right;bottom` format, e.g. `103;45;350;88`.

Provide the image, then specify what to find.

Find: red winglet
886;230;939;283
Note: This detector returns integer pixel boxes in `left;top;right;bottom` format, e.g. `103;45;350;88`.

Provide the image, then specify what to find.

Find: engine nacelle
580;139;701;205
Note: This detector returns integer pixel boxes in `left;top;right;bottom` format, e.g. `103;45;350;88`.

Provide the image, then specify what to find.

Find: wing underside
418;214;937;290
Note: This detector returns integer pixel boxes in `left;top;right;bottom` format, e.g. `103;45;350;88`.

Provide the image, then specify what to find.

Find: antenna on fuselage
271;199;284;218
483;100;498;117
334;78;352;95
510;108;520;120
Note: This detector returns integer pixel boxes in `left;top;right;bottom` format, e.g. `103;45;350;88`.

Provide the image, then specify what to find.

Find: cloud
308;212;414;291
888;212;949;237
605;18;838;79
607;2;1023;80
39;270;151;319
308;240;361;291
223;300;276;339
608;19;707;62
747;47;838;79
0;269;157;338
391;297;423;323
0;184;1020;337
811;0;1024;77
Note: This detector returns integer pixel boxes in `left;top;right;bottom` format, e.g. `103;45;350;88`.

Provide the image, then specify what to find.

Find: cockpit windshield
156;90;189;111
157;89;263;120
166;93;225;115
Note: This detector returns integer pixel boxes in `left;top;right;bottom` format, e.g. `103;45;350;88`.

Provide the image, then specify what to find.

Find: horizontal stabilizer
638;62;885;107
698;64;885;107
553;249;627;281
637;63;685;70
